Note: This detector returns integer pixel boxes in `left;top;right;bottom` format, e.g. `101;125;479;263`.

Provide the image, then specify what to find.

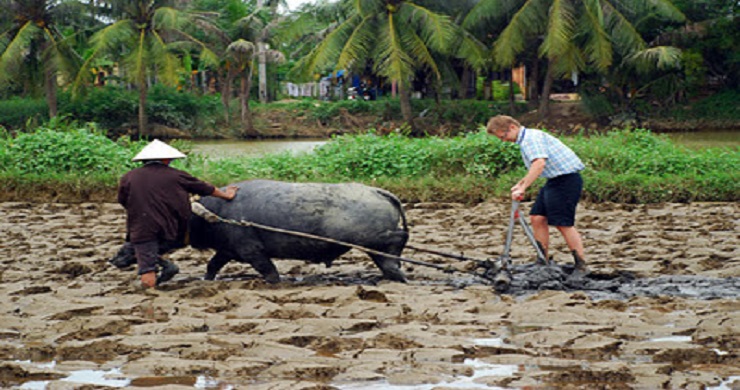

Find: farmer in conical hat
114;139;238;289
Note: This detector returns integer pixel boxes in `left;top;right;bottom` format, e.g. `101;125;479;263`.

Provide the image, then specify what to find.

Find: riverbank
241;100;740;141
0;200;737;389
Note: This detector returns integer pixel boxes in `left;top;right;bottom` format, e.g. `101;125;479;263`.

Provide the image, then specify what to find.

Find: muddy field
0;200;738;389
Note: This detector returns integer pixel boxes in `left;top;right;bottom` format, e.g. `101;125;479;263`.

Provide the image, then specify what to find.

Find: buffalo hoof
381;268;407;283
264;273;281;284
204;273;216;281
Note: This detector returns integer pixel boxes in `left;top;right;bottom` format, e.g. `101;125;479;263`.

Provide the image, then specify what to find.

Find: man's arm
511;158;546;199
211;185;239;200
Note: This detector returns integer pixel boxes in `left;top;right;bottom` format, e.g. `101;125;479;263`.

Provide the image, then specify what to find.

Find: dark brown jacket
118;162;215;243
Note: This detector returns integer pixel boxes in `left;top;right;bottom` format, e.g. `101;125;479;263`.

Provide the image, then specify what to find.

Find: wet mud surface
0;201;738;389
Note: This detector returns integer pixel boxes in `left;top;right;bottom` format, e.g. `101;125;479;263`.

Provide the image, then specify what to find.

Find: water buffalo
189;180;409;283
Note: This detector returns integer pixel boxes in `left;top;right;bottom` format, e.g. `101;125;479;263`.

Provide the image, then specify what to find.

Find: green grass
1;122;737;203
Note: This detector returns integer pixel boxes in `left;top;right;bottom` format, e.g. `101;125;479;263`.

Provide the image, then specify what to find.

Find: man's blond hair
486;115;521;134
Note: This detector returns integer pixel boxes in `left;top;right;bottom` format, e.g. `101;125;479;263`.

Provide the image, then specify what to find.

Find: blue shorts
530;172;583;227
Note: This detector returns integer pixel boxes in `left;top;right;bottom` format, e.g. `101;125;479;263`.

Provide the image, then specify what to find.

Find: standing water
191;138;327;158
189;130;737;159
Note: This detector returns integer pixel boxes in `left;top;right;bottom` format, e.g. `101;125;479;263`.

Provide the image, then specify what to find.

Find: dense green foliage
0;86;223;134
257;98;527;131
663;89;740;121
0;97;49;128
1;124;736;204
0;121;141;177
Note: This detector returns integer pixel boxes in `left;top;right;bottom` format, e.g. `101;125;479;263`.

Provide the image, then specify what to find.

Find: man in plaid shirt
487;115;588;273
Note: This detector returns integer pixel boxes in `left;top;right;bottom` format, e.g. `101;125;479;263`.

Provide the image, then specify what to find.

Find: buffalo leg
369;230;408;282
205;251;233;280
233;247;281;283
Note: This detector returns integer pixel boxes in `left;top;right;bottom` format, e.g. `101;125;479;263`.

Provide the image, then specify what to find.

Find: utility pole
257;0;268;103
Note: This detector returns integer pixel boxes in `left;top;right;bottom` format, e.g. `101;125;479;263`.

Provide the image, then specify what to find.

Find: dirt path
0;201;738;389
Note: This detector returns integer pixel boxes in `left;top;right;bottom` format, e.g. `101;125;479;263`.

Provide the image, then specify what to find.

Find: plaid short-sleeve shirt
517;127;585;179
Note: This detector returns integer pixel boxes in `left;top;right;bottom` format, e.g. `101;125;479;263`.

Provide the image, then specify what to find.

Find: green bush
0;121;141;175
147;84;221;130
59;87;137;131
666;89;740;121
58;85;222;134
0;97;49;129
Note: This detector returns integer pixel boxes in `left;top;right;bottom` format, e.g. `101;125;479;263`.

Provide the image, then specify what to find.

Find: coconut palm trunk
240;65;256;137
45;67;58;118
138;73;148;138
538;60;556;121
221;67;235;124
398;82;418;135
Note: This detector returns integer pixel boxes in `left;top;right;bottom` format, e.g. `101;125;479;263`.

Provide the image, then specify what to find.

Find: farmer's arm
511;158;546;199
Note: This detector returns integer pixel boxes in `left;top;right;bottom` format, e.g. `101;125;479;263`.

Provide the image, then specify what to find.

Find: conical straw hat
132;139;187;161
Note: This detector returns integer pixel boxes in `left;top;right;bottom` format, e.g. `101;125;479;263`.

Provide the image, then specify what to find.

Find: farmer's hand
510;183;525;201
224;186;239;200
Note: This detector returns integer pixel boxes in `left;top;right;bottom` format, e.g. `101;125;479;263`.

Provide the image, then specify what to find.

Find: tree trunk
509;70;516;114
538;59;556;121
398;82;418;136
459;66;471;99
256;0;268;104
138;75;148;138
44;64;57;119
483;72;492;101
530;58;540;104
221;67;233;124
240;67;256;138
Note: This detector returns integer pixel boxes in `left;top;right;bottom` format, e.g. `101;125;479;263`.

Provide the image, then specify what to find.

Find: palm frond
290;13;362;80
149;32;180;86
153;7;189;31
401;2;455;53
626;46;682;74
399;22;441;80
462;0;525;30
551;41;585;77
43;26;83;84
540;0;576;60
0;22;40;85
73;19;135;93
375;12;415;86
335;15;374;71
601;0;646;55
579;0;612;70
493;0;548;66
453;28;489;71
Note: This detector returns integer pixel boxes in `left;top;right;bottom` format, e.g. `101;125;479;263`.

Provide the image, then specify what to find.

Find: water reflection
665;130;739;149
337;359;518;390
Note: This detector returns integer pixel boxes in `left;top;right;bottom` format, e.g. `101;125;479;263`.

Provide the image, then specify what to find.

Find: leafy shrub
0;97;49;129
0;122;141;175
147;84;221;130
59;87;138;131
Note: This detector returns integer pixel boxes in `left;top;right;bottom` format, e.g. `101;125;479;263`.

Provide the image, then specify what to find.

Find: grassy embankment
0;121;737;204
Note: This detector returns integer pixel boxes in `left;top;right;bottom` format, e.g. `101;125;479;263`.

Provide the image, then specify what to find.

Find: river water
191;131;738;158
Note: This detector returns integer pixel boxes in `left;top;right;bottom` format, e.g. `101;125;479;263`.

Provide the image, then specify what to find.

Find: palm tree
464;0;686;119
195;0;285;136
292;0;462;134
0;0;86;119
255;0;286;103
73;0;219;137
